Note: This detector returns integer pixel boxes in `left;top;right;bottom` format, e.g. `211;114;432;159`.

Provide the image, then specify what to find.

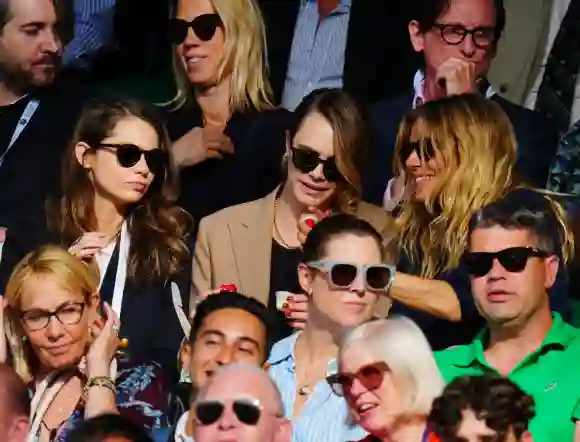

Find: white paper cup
275;291;293;310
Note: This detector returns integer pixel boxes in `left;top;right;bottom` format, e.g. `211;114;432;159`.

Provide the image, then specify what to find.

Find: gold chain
273;197;300;250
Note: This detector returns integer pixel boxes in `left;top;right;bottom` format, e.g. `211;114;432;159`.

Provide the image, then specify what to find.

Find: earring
21;336;28;342
179;370;191;384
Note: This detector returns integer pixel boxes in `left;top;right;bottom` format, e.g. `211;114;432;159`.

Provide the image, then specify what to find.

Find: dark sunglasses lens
144;150;165;174
167;18;189;44
327;374;345;396
322;159;341;182
401;141;417;161
464;253;494;277
330;264;358;287
192;14;220;41
292;149;320;173
196;401;224;425
233;401;261;425
366;267;392;290
497;248;530;273
359;365;385;391
116;145;142;168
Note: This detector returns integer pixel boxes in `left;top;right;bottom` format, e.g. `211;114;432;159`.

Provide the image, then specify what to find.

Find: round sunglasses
327;362;389;397
463;246;549;277
98;143;166;175
290;147;342;182
167;14;222;44
195;398;281;426
307;260;395;292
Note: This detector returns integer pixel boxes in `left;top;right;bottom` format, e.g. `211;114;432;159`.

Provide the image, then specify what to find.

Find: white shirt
95;241;115;282
175;411;194;442
524;0;580;128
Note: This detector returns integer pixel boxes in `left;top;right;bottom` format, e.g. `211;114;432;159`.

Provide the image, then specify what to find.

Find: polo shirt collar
452;313;576;369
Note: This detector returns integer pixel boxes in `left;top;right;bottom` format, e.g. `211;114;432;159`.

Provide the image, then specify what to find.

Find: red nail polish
220;284;237;293
306;219;316;229
285;311;291;318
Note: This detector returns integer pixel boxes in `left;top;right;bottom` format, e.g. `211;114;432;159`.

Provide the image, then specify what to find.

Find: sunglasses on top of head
307;261;396;292
167;14;222;44
195;398;282;426
400;139;435;162
327;362;389;397
463;246;549;277
97;143;166;175
290;147;342;182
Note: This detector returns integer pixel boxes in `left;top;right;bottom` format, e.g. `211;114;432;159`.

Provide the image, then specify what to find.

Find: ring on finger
112;323;121;334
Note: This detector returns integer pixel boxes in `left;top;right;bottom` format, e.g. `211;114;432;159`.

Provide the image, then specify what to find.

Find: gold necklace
273;198;300;250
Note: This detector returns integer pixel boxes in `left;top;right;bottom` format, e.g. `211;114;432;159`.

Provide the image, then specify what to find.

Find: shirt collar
268;333;339;376
175;411;194;442
453;313;577;369
412;69;495;109
304;0;351;12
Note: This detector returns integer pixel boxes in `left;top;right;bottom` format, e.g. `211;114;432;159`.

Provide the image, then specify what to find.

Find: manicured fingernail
285;311;291;318
305;219;316;228
220;284;237;292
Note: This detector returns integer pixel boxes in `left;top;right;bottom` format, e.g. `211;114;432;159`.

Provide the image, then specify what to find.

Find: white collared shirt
175;411;194;442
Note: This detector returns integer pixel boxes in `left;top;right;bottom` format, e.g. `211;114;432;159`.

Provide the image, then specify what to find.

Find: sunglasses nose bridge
349;267;366;292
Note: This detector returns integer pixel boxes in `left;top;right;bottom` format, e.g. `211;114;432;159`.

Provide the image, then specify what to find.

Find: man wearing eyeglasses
194;364;291;442
435;188;580;442
363;0;558;207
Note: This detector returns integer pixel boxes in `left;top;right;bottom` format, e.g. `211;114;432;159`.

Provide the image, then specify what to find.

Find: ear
8;416;30;442
544;255;559;290
298;263;313;295
74;141;93;169
521;430;534;442
274;418;292;442
285;131;292;154
408;20;425;53
180;340;192;373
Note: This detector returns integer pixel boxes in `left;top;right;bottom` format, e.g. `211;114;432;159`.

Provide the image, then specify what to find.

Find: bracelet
82;376;116;402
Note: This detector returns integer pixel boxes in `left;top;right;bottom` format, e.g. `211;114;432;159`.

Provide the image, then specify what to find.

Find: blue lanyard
0;99;40;169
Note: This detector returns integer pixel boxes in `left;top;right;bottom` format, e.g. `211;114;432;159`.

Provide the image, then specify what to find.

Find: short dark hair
302;213;384;263
411;0;506;44
189;292;278;361
468;188;568;256
64;414;153;442
428;374;535;441
0;363;29;417
0;0;12;30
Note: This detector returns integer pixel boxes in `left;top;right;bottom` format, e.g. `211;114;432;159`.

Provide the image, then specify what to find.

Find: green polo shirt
435;313;580;442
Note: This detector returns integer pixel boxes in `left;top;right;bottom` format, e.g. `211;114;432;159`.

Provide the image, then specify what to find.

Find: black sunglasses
195;399;275;426
167;14;222;44
463;247;549;277
290;147;342;182
98;143;166;175
400;139;435;162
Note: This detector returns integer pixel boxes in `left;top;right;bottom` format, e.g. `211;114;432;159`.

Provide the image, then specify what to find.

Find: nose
183;26;201;48
215;345;234;366
486;258;506;280
45;316;65;340
460;34;477;58
349;269;366;295
348;377;367;398
309;162;326;181
405;149;421;169
133;154;150;175
217;404;238;430
42;29;61;54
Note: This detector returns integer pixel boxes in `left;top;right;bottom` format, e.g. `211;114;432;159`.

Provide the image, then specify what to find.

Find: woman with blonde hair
166;0;291;220
329;317;444;442
2;246;170;442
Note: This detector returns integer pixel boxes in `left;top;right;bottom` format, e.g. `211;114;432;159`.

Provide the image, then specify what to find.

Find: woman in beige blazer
192;89;394;336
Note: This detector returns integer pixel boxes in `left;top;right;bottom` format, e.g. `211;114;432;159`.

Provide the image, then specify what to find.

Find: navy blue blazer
363;90;559;205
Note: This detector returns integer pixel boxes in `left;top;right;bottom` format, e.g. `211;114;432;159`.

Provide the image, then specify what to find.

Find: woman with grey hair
328;317;444;442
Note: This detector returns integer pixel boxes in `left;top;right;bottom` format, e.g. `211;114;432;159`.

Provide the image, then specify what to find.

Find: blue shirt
281;0;352;110
267;333;366;442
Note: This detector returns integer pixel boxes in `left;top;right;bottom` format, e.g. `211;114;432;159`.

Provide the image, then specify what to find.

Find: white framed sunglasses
307;260;395;292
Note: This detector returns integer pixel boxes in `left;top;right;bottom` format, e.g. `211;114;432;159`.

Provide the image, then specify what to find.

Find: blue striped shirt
267;333;366;442
281;0;352;110
62;0;116;70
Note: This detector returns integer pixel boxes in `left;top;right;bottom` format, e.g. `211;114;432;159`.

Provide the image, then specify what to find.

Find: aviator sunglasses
463;246;549;277
290;147;342;182
327;362;389;397
98;143;166;175
195;398;281;426
167;14;222;44
307;261;395;291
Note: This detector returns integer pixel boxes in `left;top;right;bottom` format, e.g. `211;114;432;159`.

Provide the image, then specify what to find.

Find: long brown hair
47;96;192;284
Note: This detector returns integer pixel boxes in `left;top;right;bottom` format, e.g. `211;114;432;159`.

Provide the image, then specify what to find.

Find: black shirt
268;239;303;339
0;97;29;158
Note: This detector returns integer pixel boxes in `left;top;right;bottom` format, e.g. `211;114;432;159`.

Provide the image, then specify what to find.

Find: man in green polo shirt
435;189;580;442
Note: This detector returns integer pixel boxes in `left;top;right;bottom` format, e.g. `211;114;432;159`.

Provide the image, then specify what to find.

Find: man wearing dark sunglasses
435;190;580;442
363;0;558;207
194;364;291;442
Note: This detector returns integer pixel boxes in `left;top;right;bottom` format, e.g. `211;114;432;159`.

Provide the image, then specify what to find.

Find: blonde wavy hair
394;94;517;277
166;0;273;112
4;246;99;382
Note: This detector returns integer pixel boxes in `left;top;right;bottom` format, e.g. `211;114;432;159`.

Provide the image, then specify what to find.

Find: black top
268;239;303;340
165;101;292;222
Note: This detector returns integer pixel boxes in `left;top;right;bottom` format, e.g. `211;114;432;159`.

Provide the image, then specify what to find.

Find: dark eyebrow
199;330;226;339
23;300;77;314
294;144;317;152
20;22;48;29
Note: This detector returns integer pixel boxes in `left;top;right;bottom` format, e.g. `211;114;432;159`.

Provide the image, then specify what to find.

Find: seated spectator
169;292;278;441
364;0;558;206
165;0;290;221
0;363;30;442
268;214;394;442
193;89;393;336
0;96;192;376
193;364;291;442
435;188;579;442
330;317;444;442
429;374;535;442
3;246;171;441
66;414;153;442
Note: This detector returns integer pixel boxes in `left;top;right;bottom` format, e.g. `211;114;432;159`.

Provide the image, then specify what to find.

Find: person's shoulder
356;202;394;232
434;343;472;372
492;95;549;125
198;191;276;230
371;90;414;118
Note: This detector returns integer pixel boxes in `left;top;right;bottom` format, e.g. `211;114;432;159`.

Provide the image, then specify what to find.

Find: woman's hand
297;207;333;244
172;126;234;169
86;302;120;378
282;293;309;329
68;233;111;259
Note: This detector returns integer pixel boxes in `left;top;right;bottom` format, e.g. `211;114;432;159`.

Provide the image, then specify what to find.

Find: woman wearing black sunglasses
164;0;291;221
192;89;393;338
0;96;192;378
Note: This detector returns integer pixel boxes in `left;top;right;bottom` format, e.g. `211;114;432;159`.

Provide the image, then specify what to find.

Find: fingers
435;58;477;96
69;233;110;258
